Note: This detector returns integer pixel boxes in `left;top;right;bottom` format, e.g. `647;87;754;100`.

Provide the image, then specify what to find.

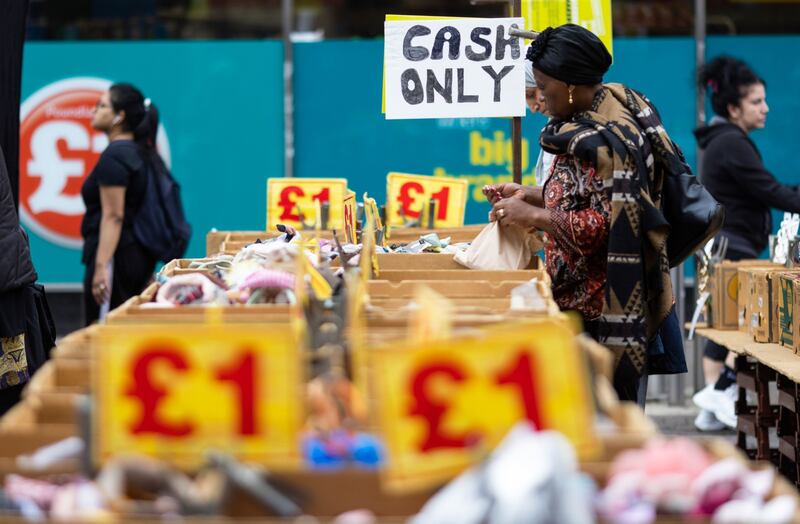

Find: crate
206;226;488;256
105;283;295;325
734;355;778;463
23;359;91;398
49;325;98;360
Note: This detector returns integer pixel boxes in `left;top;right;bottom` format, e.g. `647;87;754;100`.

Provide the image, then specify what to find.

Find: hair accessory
144;98;152;110
706;80;718;94
525;27;554;63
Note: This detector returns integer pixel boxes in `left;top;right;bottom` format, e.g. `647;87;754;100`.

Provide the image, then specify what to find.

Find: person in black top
81;83;161;324
692;56;800;431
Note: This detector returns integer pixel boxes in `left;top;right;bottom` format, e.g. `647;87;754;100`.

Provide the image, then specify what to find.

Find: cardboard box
163;254;542;277
207;226;488;256
749;268;776;342
376;269;535;282
106;283;295;325
708;260;777;330
737;266;765;333
778;273;800;351
747;268;800;343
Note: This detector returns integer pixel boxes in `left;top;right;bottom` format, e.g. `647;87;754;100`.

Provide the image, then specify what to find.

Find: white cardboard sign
384;18;526;120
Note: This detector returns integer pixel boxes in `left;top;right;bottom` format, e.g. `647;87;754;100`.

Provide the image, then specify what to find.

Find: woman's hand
483;183;544;207
492;197;537;228
482;183;525;204
92;264;110;305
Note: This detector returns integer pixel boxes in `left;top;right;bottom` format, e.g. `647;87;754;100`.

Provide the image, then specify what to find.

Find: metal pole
668;267;687;405
282;0;295;178
695;0;707;161
693;0;708;395
512;0;523;184
670;0;707;403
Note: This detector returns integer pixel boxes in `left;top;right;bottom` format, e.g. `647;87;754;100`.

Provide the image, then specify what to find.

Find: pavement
645;400;737;442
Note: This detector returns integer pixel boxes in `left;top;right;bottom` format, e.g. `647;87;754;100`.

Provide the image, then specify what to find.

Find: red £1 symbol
495;351;543;428
278;186;305;221
409;362;470;452
127;347;195;437
215;350;258;436
431;186;450;221
312;187;330;205
397;182;424;219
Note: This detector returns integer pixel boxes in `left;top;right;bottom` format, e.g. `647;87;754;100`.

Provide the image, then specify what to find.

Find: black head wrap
526;24;612;86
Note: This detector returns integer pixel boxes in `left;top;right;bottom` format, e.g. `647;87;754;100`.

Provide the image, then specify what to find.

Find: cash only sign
384;18;526;120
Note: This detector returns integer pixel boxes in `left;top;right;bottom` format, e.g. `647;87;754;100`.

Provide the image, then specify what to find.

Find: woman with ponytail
80;83;161;324
693;57;800;431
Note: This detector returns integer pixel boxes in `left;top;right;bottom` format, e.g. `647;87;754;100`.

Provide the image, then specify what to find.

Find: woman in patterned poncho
486;24;686;403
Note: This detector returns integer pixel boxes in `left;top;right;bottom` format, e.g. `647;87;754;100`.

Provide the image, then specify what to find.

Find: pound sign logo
19;78;171;249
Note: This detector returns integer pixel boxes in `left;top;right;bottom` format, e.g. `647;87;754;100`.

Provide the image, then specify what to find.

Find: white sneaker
694;409;726;432
693;384;737;429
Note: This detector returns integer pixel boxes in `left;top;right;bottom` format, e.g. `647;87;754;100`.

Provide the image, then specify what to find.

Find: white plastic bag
454;221;533;270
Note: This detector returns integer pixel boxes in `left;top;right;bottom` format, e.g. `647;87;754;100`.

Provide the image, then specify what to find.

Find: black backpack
133;152;191;263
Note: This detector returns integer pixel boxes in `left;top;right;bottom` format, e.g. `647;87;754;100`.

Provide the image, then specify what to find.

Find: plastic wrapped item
597;439;795;524
232;241;301;268
302;431;384;470
240;269;295;292
510;279;546;311
713;495;796;524
5;474;62;511
49;480;108;521
411;423;595;524
454;222;532;270
16;436;84;472
156;274;230;306
772;213;800;265
187;256;234;272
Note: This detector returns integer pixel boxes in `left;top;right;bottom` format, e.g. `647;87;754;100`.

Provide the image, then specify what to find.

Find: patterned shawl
540;83;685;382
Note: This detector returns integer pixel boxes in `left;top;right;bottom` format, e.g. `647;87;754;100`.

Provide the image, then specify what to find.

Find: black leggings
83;242;156;325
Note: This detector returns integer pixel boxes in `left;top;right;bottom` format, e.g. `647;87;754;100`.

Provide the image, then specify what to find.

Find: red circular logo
19;78;171;249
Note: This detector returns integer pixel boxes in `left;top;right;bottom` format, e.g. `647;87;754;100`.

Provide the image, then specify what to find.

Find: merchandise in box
778;273;800;352
709;260;776;330
748;268;800;343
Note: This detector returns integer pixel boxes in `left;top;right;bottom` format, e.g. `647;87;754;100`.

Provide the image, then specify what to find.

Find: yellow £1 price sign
386;172;468;228
266;178;348;230
370;318;599;492
94;324;303;470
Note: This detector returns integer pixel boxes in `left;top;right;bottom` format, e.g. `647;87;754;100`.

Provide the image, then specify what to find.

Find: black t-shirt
80;140;148;263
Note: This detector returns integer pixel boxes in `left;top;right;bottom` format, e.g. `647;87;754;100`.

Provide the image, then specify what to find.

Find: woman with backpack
81;83;163;324
484;24;687;404
693;56;800;431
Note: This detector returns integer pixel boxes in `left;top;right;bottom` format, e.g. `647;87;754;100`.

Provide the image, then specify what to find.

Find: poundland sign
19;77;171;249
384;18;526;120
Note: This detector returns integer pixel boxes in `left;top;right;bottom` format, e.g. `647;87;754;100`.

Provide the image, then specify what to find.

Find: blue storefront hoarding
19;36;800;283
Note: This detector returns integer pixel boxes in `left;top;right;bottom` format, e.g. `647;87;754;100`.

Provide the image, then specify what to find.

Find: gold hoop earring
568;87;574;105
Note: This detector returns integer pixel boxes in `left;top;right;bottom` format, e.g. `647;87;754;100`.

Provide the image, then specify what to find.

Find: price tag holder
386;172;468;228
94;324;303;470
267;178;348;230
370;319;599;492
343;190;357;244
